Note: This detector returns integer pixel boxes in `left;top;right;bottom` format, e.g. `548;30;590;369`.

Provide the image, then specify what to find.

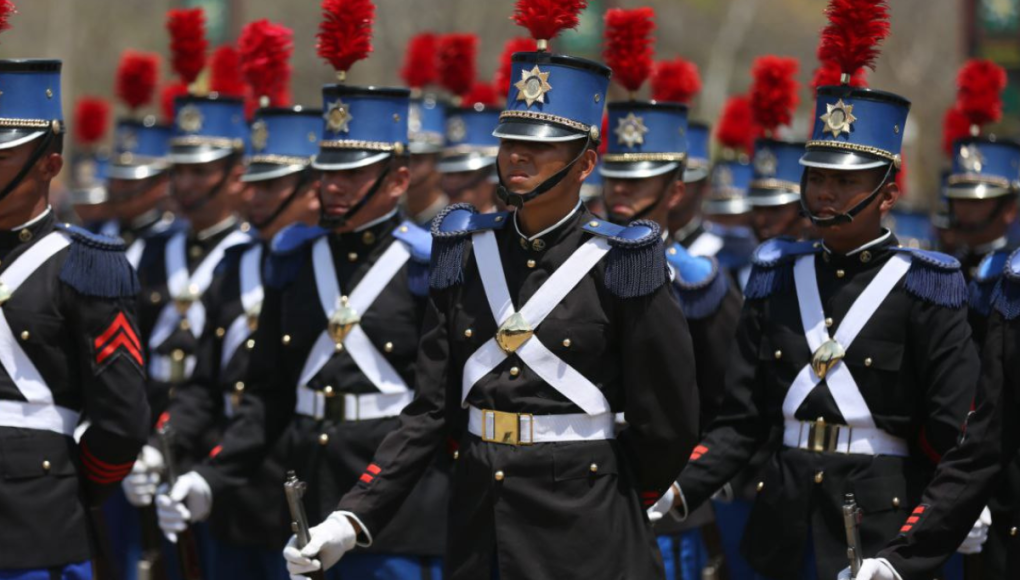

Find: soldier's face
441;168;496;211
751;202;808;241
0;138;61;227
603;174;681;225
109;175;168;222
951;197;1017;243
171;158;232;211
250;172;320;238
803;166;897;246
318;158;409;232
497;139;588;195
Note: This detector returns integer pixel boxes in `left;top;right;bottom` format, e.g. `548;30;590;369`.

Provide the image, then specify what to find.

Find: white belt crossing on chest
0;231;80;435
782;253;911;456
294;237;413;417
125;239;145;270
462;230;612;416
220;244;263;373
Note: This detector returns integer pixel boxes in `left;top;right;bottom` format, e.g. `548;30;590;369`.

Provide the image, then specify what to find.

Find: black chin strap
949;195;1013;233
0;129;56;205
446;166;493;199
318;162;392;230
495;134;592;209
176;153;239;213
799;163;895;228
606;166;682;226
252;167;313;231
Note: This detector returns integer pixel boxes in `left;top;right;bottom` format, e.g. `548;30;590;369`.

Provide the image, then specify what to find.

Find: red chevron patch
93;312;144;368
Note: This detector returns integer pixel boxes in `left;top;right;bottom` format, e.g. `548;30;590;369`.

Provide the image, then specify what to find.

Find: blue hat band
498;110;598;138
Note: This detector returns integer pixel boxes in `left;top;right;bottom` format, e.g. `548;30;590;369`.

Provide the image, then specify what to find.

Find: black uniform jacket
196;215;450;557
337;204;700;580
0;211;150;568
677;234;979;580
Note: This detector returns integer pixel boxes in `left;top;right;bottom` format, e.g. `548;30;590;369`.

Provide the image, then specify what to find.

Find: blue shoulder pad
666;243;729;320
55;223;139;298
994;247;1020;319
429;204;509;290
967;249;1009;316
584;219;666;298
582;218;658;245
271;223;328;256
976;249;1010;284
392;221;432;263
890;247;966;309
744;237;820;301
666;243;714;286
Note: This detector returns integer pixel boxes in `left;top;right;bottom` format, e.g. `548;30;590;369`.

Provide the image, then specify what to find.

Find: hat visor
108;163;168;181
703;198;751;215
242;163;308;183
683;164;710;184
799;149;889;171
944;183;1014;200
312;150;391;171
170;145;236;165
600;161;680;180
70;185;109;206
437;153;496;174
409;142;443;155
0;129;46;151
492;120;587;143
748;191;801;207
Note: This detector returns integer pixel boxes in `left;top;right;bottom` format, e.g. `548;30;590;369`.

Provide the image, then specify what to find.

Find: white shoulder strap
125;238;145;270
220;244;264;372
688;231;724;257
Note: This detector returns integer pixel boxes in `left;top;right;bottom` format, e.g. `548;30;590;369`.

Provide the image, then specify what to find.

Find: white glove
121;445;164;507
957;506;992;554
156;471;213;543
283;511;358;578
646;485;676;523
837;558;902;580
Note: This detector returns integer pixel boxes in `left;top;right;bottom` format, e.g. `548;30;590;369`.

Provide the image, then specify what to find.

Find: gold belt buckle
481;409;534;446
807;417;841;452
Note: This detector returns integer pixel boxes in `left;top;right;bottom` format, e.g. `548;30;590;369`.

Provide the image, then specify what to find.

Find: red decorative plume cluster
956;59;1006;130
942;106;970;158
749;56;800;135
317;0;375;77
209;45;247;98
461;82;500;108
512;0;588;44
239;19;293;105
438;34;478;98
810;59;867;90
603;7;656;94
74;97;111;146
0;1;16;37
166;8;208;85
161;83;189;122
716;95;758;154
651;58;701;104
401;33;438;90
494;37;538;98
116;50;160;111
817;0;890;78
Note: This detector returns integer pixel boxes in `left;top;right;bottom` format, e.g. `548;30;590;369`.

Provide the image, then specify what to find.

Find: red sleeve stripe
899;525;912;533
694;445;708;454
912;506;925;515
359;473;374;483
157;412;170;430
641;491;660;498
93;313;141;351
93;313;145;366
79;442;134;484
366;464;381;475
209;445;223;458
906;516;919;524
641;498;657;507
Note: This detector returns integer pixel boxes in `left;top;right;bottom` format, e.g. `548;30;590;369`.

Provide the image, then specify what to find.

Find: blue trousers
326;554;443;580
0;562;91;580
210;536;287;580
658;530;708;580
713;499;771;580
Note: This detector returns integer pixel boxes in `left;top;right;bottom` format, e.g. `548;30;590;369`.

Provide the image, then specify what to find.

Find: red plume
0;1;17;37
651;58;701;104
942;106;971;158
161;83;189;122
438;34;477;98
74;97;111;146
603;7;656;94
512;0;588;43
810;59;867;90
166;8;208;85
401;33;438;90
116;50;160;111
209;45;248;98
817;0;890;78
239;19;293;105
462;82;500;108
749;56;800;135
956;59;1006;130
317;0;375;76
598;113;608;154
716;95;758;154
494;37;538;98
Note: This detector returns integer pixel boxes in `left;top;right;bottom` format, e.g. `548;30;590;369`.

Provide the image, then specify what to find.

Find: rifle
843;493;863;580
285;471;326;580
137;505;169;580
156;425;204;580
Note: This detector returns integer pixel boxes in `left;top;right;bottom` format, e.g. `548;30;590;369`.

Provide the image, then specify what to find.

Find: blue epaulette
969;249;1010;316
666;243;729;320
744;237;820;300
890;247;966;309
582;218;666;298
56;223;139;298
430;203;510;290
393;221;432;297
266;223;328;289
993;247;1020;320
214;237;260;276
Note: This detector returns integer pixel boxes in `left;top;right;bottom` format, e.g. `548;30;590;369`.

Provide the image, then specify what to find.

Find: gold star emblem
324;99;353;134
615;113;649;148
251;120;269;152
514;65;553;107
754;148;777;176
446;116;467;143
177;104;204;133
118;128;139;153
408;102;422;133
712;165;734;188
75;159;97;186
959;144;984;173
820;99;856;137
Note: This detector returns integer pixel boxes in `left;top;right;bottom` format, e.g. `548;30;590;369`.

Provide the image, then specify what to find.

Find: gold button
362;231;376;245
347;252;358;262
892;497;900;508
189;245;203;259
453;450;459;460
563;338;572;348
814;471;824;484
668;247;677;255
510;367;520;377
825;318;833;328
323;385;334;397
179;319;190;331
318;433;329;445
18;229;31;242
234;381;244;392
494;470;505;481
240;222;251;233
464;329;473;338
150;291;162;304
19;330;28;341
171;349;185;362
526;260;536;269
823;252;831;263
813;242;821;248
42;460;51;472
282;334;291;345
215;327;226;338
756;481;764;492
519;238;529;250
589;221;600;227
399;226;409;233
864;357;873;367
860;250;872;263
1011;526;1017;537
245;339;255;350
836;269;845;278
589;463;598;473
495;216;504;222
531;239;546;251
774;350;782;360
384;342;394;353
335;342;344;352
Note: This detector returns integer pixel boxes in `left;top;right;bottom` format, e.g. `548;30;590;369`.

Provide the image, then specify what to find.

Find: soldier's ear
37;152;63;182
667;178;686;211
385;162;411;199
576;148;597;183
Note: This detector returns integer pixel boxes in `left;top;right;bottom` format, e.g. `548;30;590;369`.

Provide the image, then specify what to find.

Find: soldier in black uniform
437;95;500;214
667;35;980;580
402;34;450;228
153;106;322;580
284;28;700;580
0;57;150;578
670;122;722;256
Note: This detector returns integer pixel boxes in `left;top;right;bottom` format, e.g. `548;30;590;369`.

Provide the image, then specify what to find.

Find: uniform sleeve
70;290;151;504
336;295;451;539
685;284;742;430
878;311;1012;580
677;299;774;510
615;282;700;506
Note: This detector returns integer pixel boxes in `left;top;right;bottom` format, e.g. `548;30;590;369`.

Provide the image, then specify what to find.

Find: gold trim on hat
749;178;800;193
441;145;499;158
946;173;1012;189
0;118;53;129
171;136;244;149
499;110;591;134
248;154;311;166
602;152;686;163
805;140;897;163
319;139;403;152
